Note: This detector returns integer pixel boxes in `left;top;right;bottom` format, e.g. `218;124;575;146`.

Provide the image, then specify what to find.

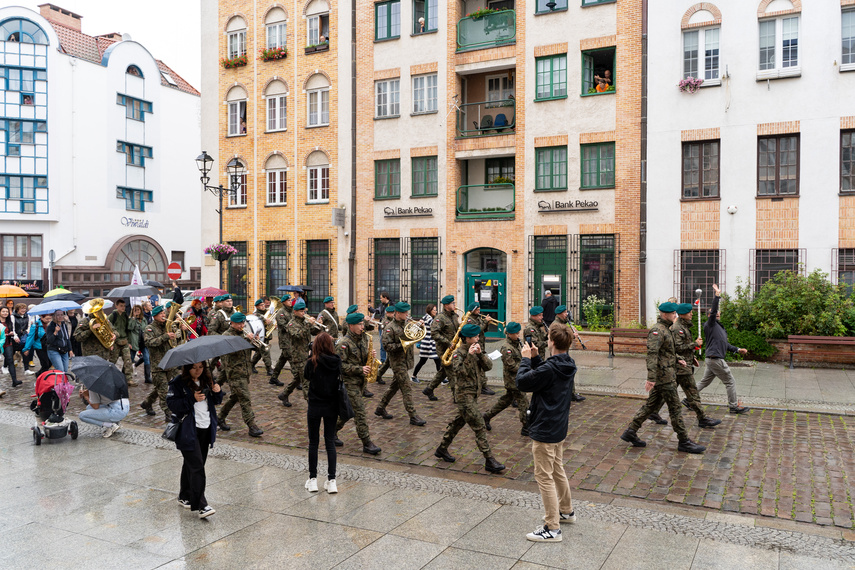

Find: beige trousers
532;439;573;529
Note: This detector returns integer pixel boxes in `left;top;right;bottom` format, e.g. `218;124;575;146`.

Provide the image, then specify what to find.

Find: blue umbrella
29;300;82;315
276;285;304;292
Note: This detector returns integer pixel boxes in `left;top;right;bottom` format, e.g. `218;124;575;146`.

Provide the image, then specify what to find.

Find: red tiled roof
44;17;199;96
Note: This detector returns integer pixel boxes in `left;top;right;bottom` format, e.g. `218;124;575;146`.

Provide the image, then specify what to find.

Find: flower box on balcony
305;42;329;55
260;47;287;61
221;54;248;69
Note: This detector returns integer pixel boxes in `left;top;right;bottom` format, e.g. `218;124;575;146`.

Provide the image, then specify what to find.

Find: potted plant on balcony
490;176;514;185
220;54;248;69
205;243;238;262
259;46;287;61
468;7;497;20
678;77;704;94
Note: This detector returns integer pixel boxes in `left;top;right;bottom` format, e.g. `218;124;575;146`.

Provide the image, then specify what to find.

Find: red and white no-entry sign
167;262;182;280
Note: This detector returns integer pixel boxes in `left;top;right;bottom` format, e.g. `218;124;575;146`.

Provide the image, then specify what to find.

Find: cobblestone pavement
1;408;854;568
3;363;854;532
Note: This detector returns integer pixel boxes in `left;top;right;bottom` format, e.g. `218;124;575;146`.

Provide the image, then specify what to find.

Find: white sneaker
102;423;120;438
544;511;576;524
198;505;216;519
24;370;34;376
324;479;338;494
177;499;191;509
0;367;7;376
305;478;318;493
0;389;6;398
526;525;562;542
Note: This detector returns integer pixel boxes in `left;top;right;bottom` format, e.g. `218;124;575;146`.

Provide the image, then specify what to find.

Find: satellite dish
122;33;132;41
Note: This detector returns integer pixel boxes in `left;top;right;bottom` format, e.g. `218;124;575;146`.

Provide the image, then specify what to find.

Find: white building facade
646;0;855;313
0;4;201;296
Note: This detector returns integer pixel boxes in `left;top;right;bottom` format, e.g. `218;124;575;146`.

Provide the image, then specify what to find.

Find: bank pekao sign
383;206;433;218
121;217;149;228
538;199;598;213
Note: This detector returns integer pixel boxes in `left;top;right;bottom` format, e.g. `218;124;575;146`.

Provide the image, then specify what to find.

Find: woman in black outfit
303;332;341;494
166;361;223;519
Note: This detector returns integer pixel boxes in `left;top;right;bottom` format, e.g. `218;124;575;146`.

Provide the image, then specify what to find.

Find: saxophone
365;332;381;383
81;298;116;350
440;311;471;366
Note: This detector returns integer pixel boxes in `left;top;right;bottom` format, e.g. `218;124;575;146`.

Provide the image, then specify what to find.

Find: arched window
306;150;329;203
757;0;801;78
0;18;48;44
265;79;287;131
226;85;247;136
126;65;143;77
681;4;722;83
265;7;287;49
226;16;247;59
305;0;330;46
306;73;330;126
112;238;167;275
265;154;288;205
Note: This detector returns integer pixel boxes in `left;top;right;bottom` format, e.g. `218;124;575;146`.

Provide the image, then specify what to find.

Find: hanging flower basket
678;77;704;94
205;243;238;262
259;47;287;61
221;54;248;69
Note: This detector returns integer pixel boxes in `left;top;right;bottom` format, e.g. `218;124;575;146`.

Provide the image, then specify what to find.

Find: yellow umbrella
44;287;71;298
0;284;28;298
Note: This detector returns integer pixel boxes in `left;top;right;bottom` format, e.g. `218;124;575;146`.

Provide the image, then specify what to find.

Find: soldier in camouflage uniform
553;304;585;402
466;302;496;396
524;307;549;357
140;305;177;421
217;312;264;437
73;313;116;363
334;312;382;455
250;298;275;378
482;322;529;436
317;296;341;339
277;299;322;406
343;304;374;398
107;299;137;387
375;302;426;426
434;323;505;473
207;294;235;383
620;302;706;453
270;294;292;386
373;304;394;384
657;303;722;429
423;295;459;400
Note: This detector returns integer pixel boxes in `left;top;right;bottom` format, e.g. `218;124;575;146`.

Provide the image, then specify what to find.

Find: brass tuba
164;301;183;348
365;332;381;383
81;298;116;350
400;318;426;351
440;311;471;366
263;297;284;339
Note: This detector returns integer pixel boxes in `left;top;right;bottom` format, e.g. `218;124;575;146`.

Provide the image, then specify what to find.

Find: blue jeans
47;350;68;372
379;332;387;363
140;346;150;365
78;399;130;427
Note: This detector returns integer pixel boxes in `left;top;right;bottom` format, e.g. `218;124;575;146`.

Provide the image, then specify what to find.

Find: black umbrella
46;292;86;303
158;335;253;370
69;356;129;401
294;285;314;292
107;285;159;297
145;280;165;288
276;285;304;292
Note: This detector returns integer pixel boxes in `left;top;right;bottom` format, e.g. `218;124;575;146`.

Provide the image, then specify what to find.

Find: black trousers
32;347;50;377
2;344;17;383
307;408;337;479
179;427;211;511
12;341;30;371
413;356;440;377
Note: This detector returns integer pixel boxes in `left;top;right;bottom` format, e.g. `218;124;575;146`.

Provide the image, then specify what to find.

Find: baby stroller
30;370;78;445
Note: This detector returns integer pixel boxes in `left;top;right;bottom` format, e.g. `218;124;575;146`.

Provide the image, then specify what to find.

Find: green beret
467;302;480;312
280;294;290;302
345;312;364;324
505;321;521;334
461;323;481;338
323;296;334;304
346;304;358;315
254;299;264;306
221;294;232;301
293;299;306;310
658;302;678;313
395;301;411;313
441;295;454;305
529;306;544;316
556;305;567;314
151;305;165;316
212;295;223;302
230;312;246;323
677;303;693;315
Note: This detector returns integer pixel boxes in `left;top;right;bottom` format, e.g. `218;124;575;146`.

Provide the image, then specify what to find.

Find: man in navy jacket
516;323;577;542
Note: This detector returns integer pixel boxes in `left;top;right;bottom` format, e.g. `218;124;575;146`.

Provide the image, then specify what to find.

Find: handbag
162;413;186;441
338;376;354;421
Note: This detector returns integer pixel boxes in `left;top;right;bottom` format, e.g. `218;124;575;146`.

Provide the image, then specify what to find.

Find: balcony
457;10;516;52
457;98;515;138
456;183;515;220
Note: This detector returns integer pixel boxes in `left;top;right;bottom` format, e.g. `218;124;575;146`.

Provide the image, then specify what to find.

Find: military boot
362;440;381;455
481;386;496;396
248;424;264;437
422;387;438;401
409;415;426;426
269;376;284;386
140;400;156;416
520;423;530;437
620;428;647;447
434;446;455;463
278;392;292;407
217;417;231;431
484;456;505;473
677;439;706;454
143;363;152;384
647;413;668;425
363;388;374;398
698;417;722;429
333;435;344;447
374;406;393;420
482;413;492;431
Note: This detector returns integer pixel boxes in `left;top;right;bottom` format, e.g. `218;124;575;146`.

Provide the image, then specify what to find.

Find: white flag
130;265;147;308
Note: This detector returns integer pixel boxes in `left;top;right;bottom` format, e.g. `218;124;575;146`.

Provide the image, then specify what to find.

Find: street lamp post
195;151;244;289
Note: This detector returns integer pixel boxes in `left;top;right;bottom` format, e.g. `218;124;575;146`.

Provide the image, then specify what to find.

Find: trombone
455;308;505;328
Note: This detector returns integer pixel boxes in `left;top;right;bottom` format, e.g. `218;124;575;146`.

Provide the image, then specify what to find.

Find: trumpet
484;315;506;328
242;330;268;350
306;315;329;331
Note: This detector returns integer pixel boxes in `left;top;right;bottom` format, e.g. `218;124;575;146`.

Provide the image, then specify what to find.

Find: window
308;166;330;203
581;142;615;189
229;173;247;207
412;156;438;196
307;14;330;45
753;249;801;291
0;235;42;281
582;47;616;94
844;11;855;68
304;240;329;313
374;159;401;199
375;79;400;118
758;134;799;196
116;141;153;167
266;8;287;49
1;176;47;214
376;1;401;40
410;237;440;317
535;0;567;12
413;74;437;113
126;65;142;77
758;16;799;74
0;19;48;44
227;242;248;307
683;27;720;81
267;169;287;205
843;131;855;192
487;75;515;101
535;55;567;100
838;249;855;292
413;0;438;34
374;238;401;305
5;68;46;93
267;94;287;131
579;235;616;326
265;241;288;297
582;0;615;5
228;30;246;59
3;120;46;154
532;235;568;313
535;146;568;191
682;140;720;199
486;157;515;183
678;250;721;309
116;95;153;121
228;100;247;136
116;187;153;212
307;88;329;126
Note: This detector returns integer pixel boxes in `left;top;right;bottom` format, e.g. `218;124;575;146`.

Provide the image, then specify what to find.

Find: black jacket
11;312;28;340
516;352;577;443
166;375;223;452
304;353;341;413
44;321;72;353
541;295;559;323
703;296;738;359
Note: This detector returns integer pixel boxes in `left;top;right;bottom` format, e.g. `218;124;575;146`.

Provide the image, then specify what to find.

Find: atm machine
541;275;572;321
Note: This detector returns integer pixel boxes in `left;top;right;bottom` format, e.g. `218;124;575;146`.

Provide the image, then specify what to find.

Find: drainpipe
348;0;357;304
639;0;649;324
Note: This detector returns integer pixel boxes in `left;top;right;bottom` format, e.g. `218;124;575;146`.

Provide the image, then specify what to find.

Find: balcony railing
456;10;516;52
456;99;515;138
456;183;515;220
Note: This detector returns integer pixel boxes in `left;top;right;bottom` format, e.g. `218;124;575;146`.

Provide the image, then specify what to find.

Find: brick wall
681;200;720;249
756;197;799;248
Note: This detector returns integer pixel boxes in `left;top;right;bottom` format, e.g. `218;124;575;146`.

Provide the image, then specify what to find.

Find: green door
465;272;506;339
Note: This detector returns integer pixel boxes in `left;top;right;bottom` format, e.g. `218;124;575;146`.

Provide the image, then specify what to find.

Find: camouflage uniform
378;318;418;417
439;344;494;456
627;317;689;440
523;318;549;357
270;305;292;380
142;319;175;419
658;317;707;422
318;307;341;339
426;309;459;391
250;307;273;374
108;309;134;385
207;306;234;382
467;312;490;391
218;327;257;426
484;338;528;425
375;311;394;380
335;330;372;443
72;318;115;362
279;315;321;400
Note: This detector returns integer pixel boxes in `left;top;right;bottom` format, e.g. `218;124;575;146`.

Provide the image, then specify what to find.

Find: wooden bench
788;335;855;369
609;328;648;358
